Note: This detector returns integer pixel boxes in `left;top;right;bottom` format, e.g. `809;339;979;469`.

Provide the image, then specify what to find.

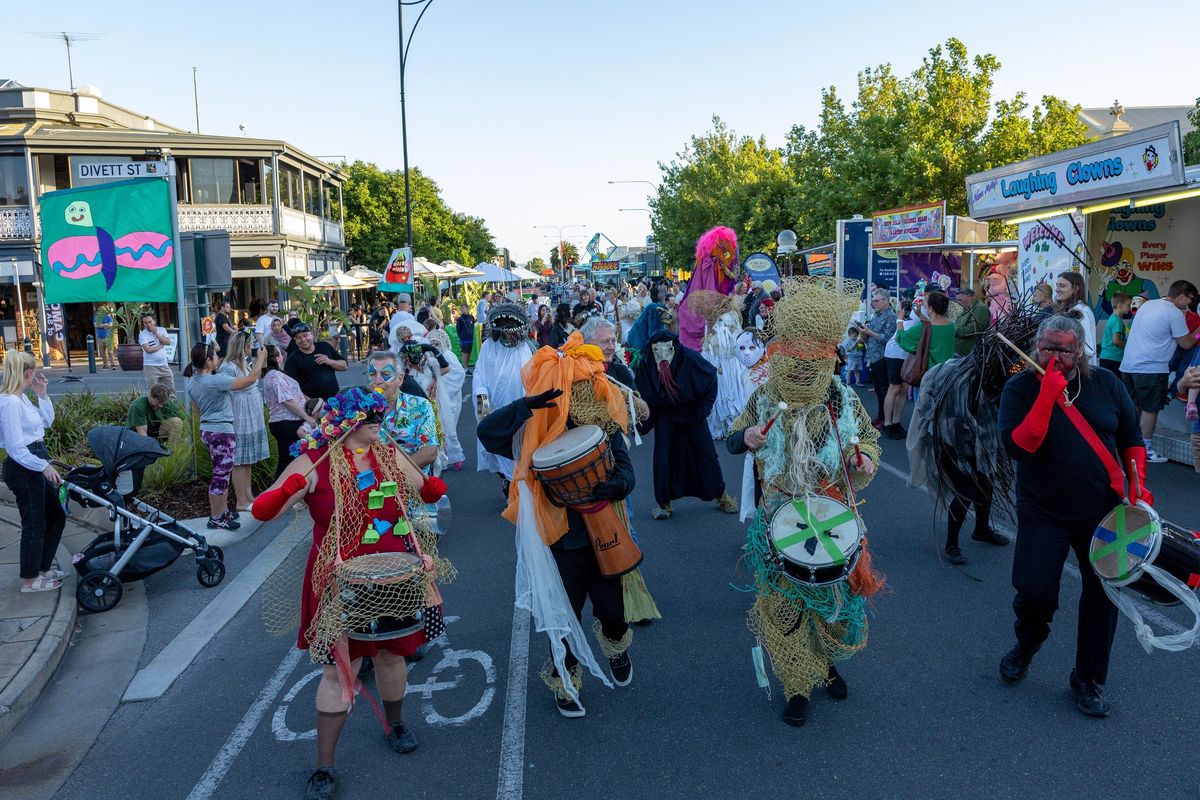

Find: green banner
40;178;177;303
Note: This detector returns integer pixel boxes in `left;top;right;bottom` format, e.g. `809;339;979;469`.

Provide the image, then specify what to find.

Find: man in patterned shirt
367;350;439;470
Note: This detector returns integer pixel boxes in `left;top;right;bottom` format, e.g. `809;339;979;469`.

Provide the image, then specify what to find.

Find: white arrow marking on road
187;648;304;800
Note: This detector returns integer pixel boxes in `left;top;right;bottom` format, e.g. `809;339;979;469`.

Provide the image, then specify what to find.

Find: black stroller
64;426;226;613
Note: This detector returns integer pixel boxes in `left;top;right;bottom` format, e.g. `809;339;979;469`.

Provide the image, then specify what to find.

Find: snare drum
768;495;863;587
335;552;428;641
532;425;642;577
1090;503;1200;607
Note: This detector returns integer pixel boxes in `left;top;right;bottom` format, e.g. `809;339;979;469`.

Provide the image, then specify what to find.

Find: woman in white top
1054;272;1098;365
0;351;65;593
221;331;270;512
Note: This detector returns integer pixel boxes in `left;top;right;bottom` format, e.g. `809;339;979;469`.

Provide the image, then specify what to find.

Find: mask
735;330;765;368
1036;329;1080;375
652;340;675;366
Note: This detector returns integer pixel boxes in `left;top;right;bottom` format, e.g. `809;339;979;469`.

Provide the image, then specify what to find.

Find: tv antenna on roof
28;31;103;92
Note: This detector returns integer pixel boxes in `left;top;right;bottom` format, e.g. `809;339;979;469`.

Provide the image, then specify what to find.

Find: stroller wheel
197;559;226;588
77;571;123;613
205;545;225;562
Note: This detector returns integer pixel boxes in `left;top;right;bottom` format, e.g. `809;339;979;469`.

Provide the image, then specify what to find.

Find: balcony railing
0;206;33;239
280;207;343;246
178;205;274;235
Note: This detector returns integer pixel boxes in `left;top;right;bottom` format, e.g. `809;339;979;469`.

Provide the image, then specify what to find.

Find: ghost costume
472;337;535;479
702;309;749;440
735;329;770;522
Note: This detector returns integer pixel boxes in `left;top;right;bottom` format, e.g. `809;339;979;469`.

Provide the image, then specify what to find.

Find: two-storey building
0;79;346;353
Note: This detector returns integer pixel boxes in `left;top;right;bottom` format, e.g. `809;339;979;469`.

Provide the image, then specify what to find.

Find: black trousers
551;544;628;668
3;451;67;580
941;455;993;548
269;420;304;480
868;359;889;421
1011;505;1119;684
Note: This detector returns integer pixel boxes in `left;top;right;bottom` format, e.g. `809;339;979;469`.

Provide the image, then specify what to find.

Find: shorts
201;430;236;495
1123;372;1168;413
885;357;904;385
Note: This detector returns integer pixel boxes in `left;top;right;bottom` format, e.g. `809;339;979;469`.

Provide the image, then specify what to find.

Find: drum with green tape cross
768;495;863;586
1090;503;1200;607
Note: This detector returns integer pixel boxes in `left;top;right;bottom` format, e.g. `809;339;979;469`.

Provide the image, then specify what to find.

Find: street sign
76;160;168;180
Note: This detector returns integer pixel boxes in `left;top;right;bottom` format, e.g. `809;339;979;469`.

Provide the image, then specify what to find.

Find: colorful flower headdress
291;386;388;457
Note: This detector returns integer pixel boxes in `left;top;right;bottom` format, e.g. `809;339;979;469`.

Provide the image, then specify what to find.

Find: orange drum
532;425;642;577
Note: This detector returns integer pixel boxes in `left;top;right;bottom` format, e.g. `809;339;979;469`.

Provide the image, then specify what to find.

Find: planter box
116;343;144;371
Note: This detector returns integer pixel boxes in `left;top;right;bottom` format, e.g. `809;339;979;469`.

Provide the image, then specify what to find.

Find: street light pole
534;224;586;282
398;0;435;250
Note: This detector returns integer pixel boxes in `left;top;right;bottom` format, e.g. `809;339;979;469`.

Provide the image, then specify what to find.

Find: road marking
187;648;304;800
496;606;531;800
877;458;1193;643
124;516;308;702
271;668;322;741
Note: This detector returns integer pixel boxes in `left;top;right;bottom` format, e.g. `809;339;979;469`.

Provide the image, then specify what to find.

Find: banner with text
872;201;946;248
1017;212;1085;296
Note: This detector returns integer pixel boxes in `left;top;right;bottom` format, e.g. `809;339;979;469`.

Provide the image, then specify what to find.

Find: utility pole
192;67;200;134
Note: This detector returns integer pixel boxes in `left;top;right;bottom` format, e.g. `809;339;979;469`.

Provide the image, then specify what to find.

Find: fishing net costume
736;277;885;702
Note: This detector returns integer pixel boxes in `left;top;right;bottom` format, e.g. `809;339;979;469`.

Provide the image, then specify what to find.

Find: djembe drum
334;552;429;641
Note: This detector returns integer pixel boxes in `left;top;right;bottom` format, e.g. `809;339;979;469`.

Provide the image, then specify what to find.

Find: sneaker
651;504;672;520
385;724;419;753
305;768;336;800
781;694;809;727
207;512;241;530
971;529;1011;546
556;693;586;718
999;643;1035;684
1144;445;1168;464
886;424;907;440
1069;669;1111;718
609;652;632;687
944;545;967;565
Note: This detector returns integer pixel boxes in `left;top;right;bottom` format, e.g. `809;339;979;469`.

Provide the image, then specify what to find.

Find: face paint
652;340;675;366
368;365;398;383
1036;329;1080;375
735;330;765;368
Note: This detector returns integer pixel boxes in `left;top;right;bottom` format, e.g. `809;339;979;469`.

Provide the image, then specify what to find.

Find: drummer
478;331;635;719
997;314;1146;718
252;387;448;799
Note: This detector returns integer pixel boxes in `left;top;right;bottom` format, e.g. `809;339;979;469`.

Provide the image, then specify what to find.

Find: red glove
1011;358;1068;453
1122;446;1155;506
419;475;447;504
252;472;308;520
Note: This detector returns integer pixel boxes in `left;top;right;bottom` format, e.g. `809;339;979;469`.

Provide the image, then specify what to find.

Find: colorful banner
966;122;1185;220
742;252;781;287
1017;212;1085;295
40;179;177;303
380;247;413;294
871;202;946;248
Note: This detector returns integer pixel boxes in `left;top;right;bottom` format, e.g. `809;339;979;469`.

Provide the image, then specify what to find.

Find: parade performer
735;327;769;522
478;332;636;717
679;226;739;350
727;276;884;727
635;329;738;519
472;303;537;491
397;337;453;474
251;387;452;799
690;291;749;440
423;321;467;469
996;314;1144;718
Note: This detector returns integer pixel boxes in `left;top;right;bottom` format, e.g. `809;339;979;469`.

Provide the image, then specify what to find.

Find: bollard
339;333;349;361
86;334;97;373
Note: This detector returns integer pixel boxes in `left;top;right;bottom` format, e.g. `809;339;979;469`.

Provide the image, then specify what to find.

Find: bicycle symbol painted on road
271;616;496;741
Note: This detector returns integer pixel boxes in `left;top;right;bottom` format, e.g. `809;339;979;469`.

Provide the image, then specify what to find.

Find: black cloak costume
634;330;725;507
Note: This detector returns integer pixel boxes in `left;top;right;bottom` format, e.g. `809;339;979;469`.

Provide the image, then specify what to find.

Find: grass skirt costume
736;277;885;703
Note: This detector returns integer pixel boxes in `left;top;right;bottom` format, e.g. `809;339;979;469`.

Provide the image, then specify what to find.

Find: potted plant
113;302;148;371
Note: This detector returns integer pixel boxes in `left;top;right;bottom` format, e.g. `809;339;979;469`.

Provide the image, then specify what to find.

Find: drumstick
995;331;1074;404
378;427;430;475
1129;458;1141;503
850;435;864;467
300;428;354;478
760;402;788;435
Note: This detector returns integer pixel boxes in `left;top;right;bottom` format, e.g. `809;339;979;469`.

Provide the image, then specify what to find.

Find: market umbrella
308;270;371;290
346;265;383;283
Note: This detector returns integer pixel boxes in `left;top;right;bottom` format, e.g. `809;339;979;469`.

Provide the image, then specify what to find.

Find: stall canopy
455;262;523;284
308;270;371;290
509;266;540;281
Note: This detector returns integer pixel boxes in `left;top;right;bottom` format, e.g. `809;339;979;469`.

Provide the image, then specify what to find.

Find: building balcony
0;206;33;240
279;207;343;247
178;204;343;247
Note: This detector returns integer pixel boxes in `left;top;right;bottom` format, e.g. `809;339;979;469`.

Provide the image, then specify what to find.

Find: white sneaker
1145;445;1168;464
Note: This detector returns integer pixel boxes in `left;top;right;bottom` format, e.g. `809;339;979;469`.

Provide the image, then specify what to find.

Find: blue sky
7;0;1200;264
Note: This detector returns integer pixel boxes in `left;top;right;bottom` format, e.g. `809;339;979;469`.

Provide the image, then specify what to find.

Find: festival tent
509;266;541;281
455;262;523;284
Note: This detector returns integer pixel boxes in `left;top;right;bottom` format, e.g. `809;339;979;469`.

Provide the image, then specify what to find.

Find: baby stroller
63;425;226;613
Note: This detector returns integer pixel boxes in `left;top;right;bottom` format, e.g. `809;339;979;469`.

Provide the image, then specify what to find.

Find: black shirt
998;367;1140;522
284;341;344;400
214;312;231;354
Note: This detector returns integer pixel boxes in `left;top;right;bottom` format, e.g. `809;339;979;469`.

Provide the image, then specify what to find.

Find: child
839;324;865;385
455;305;476;369
1098;293;1131;377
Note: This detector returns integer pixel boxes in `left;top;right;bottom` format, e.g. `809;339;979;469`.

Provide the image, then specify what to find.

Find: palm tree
548;241;580;270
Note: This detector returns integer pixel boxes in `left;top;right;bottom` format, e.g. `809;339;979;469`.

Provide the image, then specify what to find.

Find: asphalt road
46;385;1200;800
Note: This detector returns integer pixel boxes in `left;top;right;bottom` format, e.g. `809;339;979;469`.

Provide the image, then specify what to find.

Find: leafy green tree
527;256;547;272
649;116;794;270
1184;98;1200;166
341;160;497;269
549;242;580;270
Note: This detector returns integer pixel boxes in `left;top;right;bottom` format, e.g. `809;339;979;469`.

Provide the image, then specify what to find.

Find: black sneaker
971;529;1011;546
609;652;632;687
999;644;1035;684
826;665;848;700
305;767;336;800
555;693;585;718
944;545;967;565
782;694;809;727
207;512;241;530
385;724;419;753
1069;670;1111;718
886;424;907;440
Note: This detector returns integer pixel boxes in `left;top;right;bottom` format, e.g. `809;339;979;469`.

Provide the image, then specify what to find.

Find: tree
549;241;580;270
649;116;795;270
340;160;498;269
527;256;547;273
1184;98;1200;166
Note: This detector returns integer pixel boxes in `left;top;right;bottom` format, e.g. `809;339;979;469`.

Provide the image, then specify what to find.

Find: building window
264;160;274;205
322;183;341;221
0;157;30;206
190;158;237;204
238;159;262;204
279;166;302;210
175;158;191;203
304;174;320;216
